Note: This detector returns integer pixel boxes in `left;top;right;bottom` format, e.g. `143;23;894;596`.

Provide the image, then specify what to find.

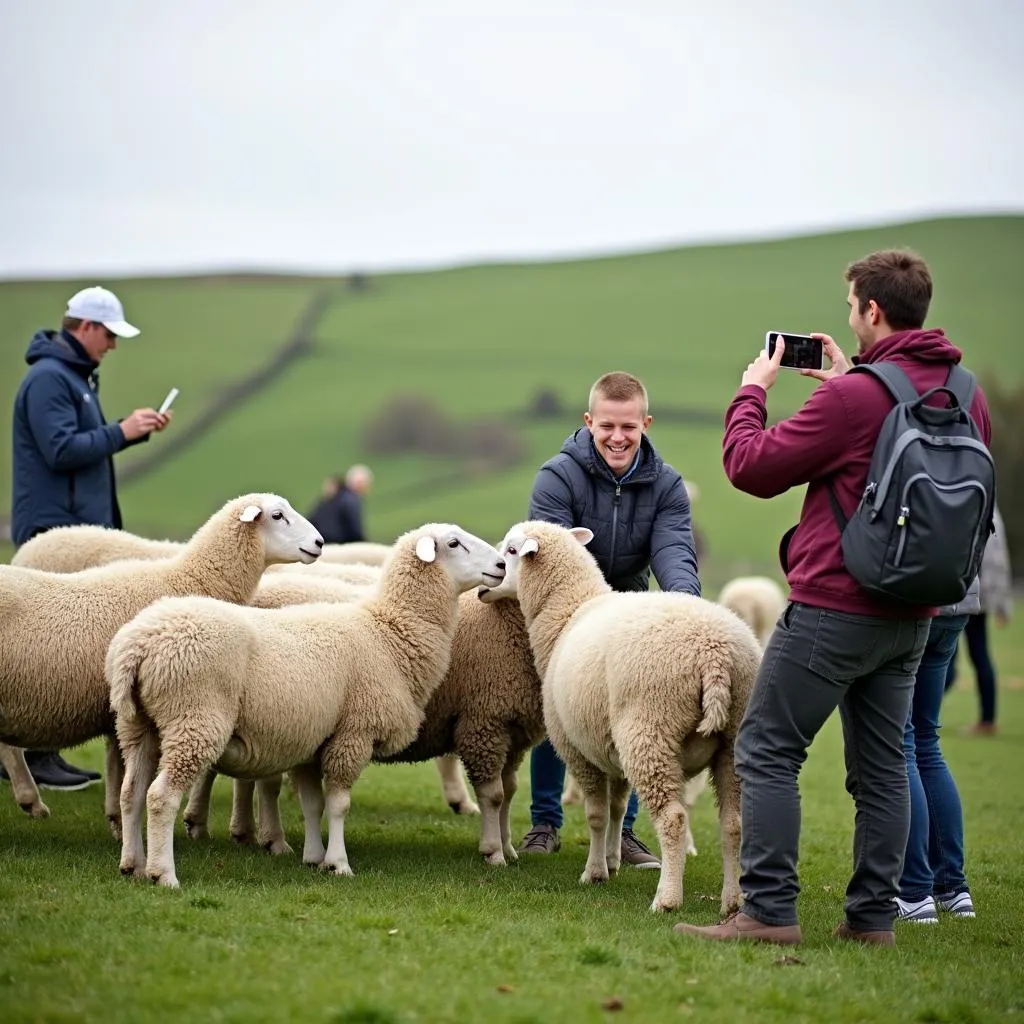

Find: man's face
584;395;652;475
77;321;118;363
847;283;877;355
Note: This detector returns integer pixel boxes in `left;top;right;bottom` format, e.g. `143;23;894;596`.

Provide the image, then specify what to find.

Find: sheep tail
107;630;148;725
696;651;732;737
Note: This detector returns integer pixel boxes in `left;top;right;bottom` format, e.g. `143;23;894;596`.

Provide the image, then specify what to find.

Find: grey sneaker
621;828;660;869
894;896;938;923
517;824;561;854
935;890;975;918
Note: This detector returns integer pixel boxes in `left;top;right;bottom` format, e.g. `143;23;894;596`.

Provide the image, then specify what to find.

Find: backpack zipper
871;434;993;515
893;474;989;567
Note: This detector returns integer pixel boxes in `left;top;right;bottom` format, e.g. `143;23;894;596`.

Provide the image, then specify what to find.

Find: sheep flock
2;495;779;920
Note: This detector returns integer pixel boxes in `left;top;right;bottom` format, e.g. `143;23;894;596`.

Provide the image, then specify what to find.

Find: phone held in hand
158;388;179;415
764;332;824;372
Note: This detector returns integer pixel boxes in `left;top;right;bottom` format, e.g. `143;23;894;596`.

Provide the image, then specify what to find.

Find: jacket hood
856;328;963;367
560;427;663;484
25;329;97;373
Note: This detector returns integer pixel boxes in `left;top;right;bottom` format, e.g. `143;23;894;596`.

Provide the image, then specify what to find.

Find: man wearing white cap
7;285;172;791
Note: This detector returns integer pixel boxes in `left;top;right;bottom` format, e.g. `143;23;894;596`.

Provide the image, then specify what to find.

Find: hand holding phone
764;332;825;372
158;387;179;415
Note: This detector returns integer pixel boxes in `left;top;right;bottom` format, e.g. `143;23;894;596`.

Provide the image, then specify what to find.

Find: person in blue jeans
517;371;702;868
897;586;978;923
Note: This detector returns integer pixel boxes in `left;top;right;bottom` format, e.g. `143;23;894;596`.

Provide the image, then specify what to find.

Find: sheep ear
415;536;437;563
521;538;539;556
569;527;594;546
239;505;262;523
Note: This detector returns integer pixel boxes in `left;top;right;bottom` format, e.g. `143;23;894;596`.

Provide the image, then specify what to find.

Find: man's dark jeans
735;602;930;931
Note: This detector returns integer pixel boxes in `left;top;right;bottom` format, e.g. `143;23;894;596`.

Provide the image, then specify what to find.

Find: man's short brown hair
588;371;649;416
62;316;83;332
844;248;933;330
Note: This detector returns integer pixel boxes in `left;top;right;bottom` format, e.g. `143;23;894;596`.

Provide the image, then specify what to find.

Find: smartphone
764;332;824;371
158;387;179;415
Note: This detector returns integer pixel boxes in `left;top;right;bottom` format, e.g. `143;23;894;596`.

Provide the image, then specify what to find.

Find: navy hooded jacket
527;427;701;595
10;329;145;546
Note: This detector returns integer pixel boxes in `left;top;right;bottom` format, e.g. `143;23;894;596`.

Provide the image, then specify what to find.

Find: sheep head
231;493;324;566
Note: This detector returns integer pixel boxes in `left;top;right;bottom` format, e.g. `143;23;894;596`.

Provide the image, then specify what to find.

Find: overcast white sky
1;0;1021;278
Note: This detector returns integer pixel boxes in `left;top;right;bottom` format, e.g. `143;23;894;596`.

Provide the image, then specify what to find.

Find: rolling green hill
2;215;1020;587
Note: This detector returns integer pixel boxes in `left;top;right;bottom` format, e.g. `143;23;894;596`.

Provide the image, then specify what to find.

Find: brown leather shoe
673;911;801;946
833;922;896;947
962;722;998;737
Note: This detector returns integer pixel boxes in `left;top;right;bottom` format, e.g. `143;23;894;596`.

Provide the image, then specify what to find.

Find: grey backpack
828;361;996;605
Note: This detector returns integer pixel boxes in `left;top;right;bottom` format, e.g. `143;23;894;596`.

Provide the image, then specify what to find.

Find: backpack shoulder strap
848;361;920;405
944;363;977;411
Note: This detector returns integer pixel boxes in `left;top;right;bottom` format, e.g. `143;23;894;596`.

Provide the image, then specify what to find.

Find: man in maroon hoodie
674;249;991;947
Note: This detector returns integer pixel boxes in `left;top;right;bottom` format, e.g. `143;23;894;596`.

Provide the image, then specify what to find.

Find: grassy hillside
2;215;1020;587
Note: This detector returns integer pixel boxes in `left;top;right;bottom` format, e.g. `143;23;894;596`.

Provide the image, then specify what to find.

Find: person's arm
649;475;701;596
23;374;125;472
983;506;1013;624
527;464;576;528
722;382;851;498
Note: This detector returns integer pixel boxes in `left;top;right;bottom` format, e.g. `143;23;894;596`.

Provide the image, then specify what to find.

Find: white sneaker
935;890;975;918
894;896;939;923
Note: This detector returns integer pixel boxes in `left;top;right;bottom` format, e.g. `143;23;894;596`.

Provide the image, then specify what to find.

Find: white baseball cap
65;286;140;339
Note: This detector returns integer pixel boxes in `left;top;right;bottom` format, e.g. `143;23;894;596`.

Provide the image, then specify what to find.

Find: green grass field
0;613;1021;1024
2;217;1023;1022
2;214;1021;589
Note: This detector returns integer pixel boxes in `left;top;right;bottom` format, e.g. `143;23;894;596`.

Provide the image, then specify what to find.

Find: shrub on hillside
363;395;526;469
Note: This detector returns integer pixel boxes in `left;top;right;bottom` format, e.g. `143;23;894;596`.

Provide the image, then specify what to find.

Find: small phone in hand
764;332;824;371
158;387;179;415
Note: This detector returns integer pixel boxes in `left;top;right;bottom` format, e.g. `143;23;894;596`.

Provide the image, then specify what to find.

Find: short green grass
1;608;1022;1023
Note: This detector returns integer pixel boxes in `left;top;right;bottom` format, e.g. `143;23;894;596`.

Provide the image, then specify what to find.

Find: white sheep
107;522;506;887
318;541;393;566
11;524;182;572
0;493;322;827
219;572;539;865
491;520;761;914
717;575;787;649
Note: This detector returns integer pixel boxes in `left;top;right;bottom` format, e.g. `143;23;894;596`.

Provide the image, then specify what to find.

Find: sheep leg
144;769;189;888
606;776;632;876
710;743;742;916
556;752;613;885
0;743;49;819
682;770;708;857
118;726;159;878
104;737;124;841
256;774;293;855
457;727;512;865
620;734;685;912
499;752;525;864
290;762;326;866
561;771;584;806
470;773;506;866
183;769;218;840
320;737;374;877
145;717;234;888
229;779;258;845
435;754;480;816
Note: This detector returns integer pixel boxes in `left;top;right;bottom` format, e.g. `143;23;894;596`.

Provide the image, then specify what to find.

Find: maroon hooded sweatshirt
723;329;992;618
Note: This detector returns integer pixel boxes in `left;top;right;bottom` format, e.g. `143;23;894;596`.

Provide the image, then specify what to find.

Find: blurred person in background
7;285;172;792
944;502;1013;736
308;464;374;543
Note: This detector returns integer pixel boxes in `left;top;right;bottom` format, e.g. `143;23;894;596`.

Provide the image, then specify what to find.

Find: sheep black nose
496;559;506;571
315;537;324;549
